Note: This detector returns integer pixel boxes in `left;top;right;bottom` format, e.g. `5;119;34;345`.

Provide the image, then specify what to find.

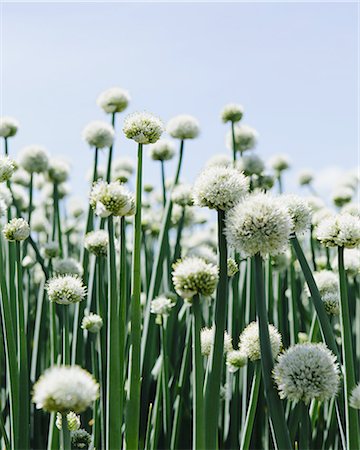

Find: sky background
1;2;358;202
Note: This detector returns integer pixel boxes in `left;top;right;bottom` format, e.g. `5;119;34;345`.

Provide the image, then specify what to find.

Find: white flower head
226;124;257;153
273;343;340;404
350;383;360;409
239;321;282;361
18;145;49;173
205;153;232;169
97;87;130;114
90;180;134;217
342;203;360;218
312;208;333;227
12;168;31;186
82;121;115;149
81;312;103;333
0;185;12;207
113;156;135;175
48;158;70;184
84;230;108;257
53;258;83;276
282;194;312;234
167;114;200;140
0;116;19;138
42;241;59;259
193;166;249;211
305;270;339;315
200;326;233;356
226;350;247;372
316;213;360;248
3;218;30;241
225;192;292;257
148;139;176;161
150;294;177;316
0;156;16;182
236;153;264;176
32;365;99;413
123;112;164;144
332;248;360;277
269;154;291;173
332;186;353;208
46;275;86;305
227;257;239;277
0;199;7;217
221;103;244;123
171;183;194;207
172;256;218;300
186;245;218;266
298;170;314;186
56;411;81;431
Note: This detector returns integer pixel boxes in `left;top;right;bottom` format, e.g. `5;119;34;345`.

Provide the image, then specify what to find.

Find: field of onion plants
0;88;359;450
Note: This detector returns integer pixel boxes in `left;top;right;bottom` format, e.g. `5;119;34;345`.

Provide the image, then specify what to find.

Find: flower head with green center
97;87;130;114
298;170;314;186
82;121;115;149
316;213;360;248
167;114;200;140
84;230;108;257
3;218;30;241
81;312;103;333
239;321;282;361
32;365;99;413
48;158;70;183
332;186;353;208
236;153;264;176
148;139;176;161
269;154;291;173
220;103;244;123
341;202;360;218
46;275;86;305
350;383;360;409
193;166;249;211
225;192;292;257
226;124;257;153
0;116;19;138
150;294;177;317
53;257;83;276
19;145;49;173
171;183;194;207
273;343;340;404
90;180;134;217
56;411;81;431
200;326;233;356
172;256;218;300
227;257;239;277
123;111;164;144
226;350;247;372
71;429;92;449
282;194;312;234
42;241;59;258
0;156;16;182
113;156;135;176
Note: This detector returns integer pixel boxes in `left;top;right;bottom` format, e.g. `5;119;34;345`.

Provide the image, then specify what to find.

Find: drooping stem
125;143;143;450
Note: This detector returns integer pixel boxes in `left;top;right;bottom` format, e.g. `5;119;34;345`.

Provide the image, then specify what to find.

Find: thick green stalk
338;246;360;450
15;240;29;450
192;295;205;450
254;253;292;450
204;209;228;448
240;362;262;450
125;143;143;450
62;306;70;365
4;137;8;155
231;121;236;164
61;414;71;450
106;216;121;449
160;318;171;446
299;402;310;450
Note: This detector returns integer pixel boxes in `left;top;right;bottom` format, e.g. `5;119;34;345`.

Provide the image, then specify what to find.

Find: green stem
299;402;310;450
231;121;236;164
204;209;228;449
106;113;116;182
4;137;8;155
338;246;360;450
160;159;166;207
62;306;70;365
125;143;143;450
61;414;71;450
192;295;205;450
254;253;292;450
161;318;171;445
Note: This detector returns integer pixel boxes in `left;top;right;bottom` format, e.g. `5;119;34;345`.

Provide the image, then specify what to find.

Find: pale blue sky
1;2;358;197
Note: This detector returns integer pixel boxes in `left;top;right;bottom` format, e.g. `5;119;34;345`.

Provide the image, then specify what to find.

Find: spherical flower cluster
46;275;86;305
53;257;83;276
12;168;31;186
18;145;49;173
0;185;12;207
187;245;218;266
341;202;360;218
0;117;19;138
193;166;249;211
312;208;333;227
71;429;92;449
42;241;59;259
237;154;264;176
48;159;70;183
90;180;134;217
82;121;115;149
332;186;353;208
0;156;16;182
316;213;360;248
172;256;218;299
171;183;194;207
332;248;360;277
150;295;177;316
167;114;200;140
123;112;164;144
350;383;360;409
81;312;103;333
84;230;108;257
171;204;195;227
227;257;239;277
239;321;282;361
225;192;292;257
200;327;233;356
220;103;244;123
273;343;340;404
56;411;80;431
3;218;30;241
148;139;176;161
305;270;339;315
113;156;135;176
298;170;314;186
32;365;99;413
97;87;130;114
306;196;325;213
269;154;291;173
226;124;257;153
226;350;247;373
282;194;312;234
205;153;231;168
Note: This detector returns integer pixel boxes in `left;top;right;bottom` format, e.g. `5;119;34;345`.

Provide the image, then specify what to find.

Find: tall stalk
126;143;143;450
240;362;261;450
106;113;116;182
